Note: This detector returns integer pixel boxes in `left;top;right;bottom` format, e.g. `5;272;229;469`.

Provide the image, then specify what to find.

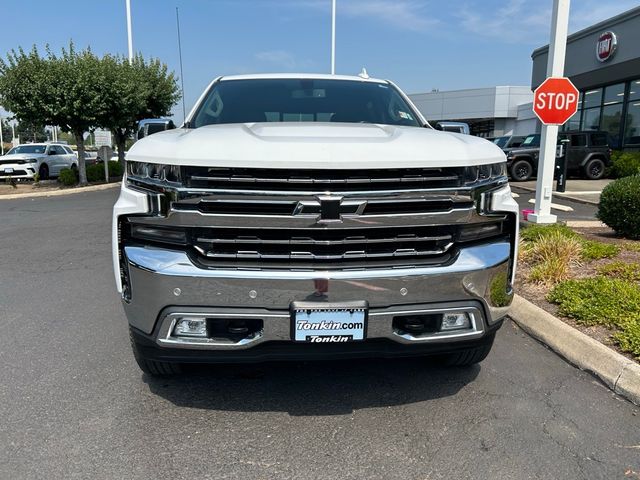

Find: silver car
0;143;78;180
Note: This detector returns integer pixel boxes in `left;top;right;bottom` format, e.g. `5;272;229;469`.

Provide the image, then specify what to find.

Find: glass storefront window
581;108;601;131
603;83;626;105
601;103;623;148
583;88;603;109
563;109;581;131
625;101;640;146
629;80;640;102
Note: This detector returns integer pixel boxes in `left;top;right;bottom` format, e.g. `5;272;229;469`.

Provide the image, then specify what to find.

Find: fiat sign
533;77;580;126
596;31;617;63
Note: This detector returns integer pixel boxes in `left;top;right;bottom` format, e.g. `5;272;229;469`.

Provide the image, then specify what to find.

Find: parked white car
0;143;78;180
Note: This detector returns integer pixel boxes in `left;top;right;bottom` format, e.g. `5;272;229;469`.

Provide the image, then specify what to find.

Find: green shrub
609;151;640;178
520;223;578;243
58;168;77;186
520;223;619;261
108;160;123;177
548;277;640;357
86;161;123;182
580;240;620;260
597;175;640;239
598;261;640;282
86;163;105;182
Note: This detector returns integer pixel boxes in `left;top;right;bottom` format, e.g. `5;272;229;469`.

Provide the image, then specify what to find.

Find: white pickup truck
112;73;518;375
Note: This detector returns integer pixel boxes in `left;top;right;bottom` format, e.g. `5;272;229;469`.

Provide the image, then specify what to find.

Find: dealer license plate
4;168;14;174
292;302;367;343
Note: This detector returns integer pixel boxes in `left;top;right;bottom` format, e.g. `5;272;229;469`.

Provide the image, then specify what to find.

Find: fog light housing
440;312;471;331
173;318;208;337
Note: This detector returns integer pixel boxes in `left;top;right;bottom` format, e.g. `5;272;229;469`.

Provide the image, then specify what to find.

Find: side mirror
48;150;56;155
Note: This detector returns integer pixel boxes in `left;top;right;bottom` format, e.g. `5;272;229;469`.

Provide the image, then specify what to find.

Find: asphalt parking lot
1;189;639;480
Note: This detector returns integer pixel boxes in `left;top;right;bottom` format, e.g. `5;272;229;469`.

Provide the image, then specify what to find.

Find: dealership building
409;6;640;149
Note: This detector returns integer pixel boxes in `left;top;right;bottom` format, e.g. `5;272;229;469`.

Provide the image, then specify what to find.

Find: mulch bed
516;225;640;363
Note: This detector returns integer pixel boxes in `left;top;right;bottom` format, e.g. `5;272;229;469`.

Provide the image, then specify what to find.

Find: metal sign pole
331;0;336;74
529;0;571;224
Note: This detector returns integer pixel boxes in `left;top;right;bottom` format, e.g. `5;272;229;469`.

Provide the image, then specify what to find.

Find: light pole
529;0;571;224
126;0;134;63
0;116;4;155
331;0;336;74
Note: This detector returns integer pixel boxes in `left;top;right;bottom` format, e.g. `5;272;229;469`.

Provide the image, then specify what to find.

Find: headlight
27;158;38;163
463;163;507;185
126;161;181;184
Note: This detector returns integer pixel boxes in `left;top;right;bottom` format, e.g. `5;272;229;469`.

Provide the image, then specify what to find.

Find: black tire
129;330;182;376
441;335;495;366
583;158;606;180
70;163;79;180
509;159;533;182
39;164;49;180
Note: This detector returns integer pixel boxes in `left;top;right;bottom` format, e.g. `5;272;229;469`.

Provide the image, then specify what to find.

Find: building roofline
408;85;532;96
532;6;640;59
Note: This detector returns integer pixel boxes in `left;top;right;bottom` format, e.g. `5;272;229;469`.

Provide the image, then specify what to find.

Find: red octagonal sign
533;77;580;126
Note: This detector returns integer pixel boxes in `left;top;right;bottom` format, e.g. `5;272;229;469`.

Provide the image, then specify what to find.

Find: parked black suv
505;131;612;182
493;135;525;151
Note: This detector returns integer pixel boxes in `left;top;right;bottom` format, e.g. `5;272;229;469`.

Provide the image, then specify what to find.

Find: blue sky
1;0;639;120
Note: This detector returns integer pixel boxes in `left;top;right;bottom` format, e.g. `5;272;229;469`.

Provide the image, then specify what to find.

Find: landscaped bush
548;277;640;357
597;175;640;239
86;161;124;182
58;168;77;186
609;151;640;178
108;160;123;177
86;163;105;182
580;240;620;260
524;231;582;285
597;261;640;282
520;223;619;265
520;223;578;243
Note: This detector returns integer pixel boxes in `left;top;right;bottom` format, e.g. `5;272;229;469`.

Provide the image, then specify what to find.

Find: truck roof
219;73;389;84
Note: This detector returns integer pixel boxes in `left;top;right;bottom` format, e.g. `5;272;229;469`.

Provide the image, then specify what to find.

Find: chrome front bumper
122;240;513;348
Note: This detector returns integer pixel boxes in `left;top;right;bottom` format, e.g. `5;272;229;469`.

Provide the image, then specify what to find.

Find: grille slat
184;166;465;192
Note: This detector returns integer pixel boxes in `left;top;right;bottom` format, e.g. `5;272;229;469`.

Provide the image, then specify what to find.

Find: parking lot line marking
555;191;602;195
527;198;574;212
511;192;520;198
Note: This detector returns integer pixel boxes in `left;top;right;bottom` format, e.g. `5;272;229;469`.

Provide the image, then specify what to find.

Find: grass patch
597;261;640;282
548;277;640;358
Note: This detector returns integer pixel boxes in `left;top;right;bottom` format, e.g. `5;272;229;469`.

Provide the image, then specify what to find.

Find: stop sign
533;77;580;125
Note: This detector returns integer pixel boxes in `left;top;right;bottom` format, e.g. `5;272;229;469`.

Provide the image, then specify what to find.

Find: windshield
7;145;46;155
493;136;509;148
191;78;422;128
521;134;540;147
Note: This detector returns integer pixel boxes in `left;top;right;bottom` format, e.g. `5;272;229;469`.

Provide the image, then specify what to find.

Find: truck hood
127;123;506;168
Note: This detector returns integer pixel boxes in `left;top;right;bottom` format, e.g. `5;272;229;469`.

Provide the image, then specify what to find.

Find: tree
101;55;180;163
15;121;47;143
0;44;108;184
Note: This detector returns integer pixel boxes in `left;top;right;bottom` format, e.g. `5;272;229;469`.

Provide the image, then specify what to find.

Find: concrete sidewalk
514;178;611;205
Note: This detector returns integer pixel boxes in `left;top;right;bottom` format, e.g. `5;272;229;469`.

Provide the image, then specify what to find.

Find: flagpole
331;0;336;74
126;0;134;62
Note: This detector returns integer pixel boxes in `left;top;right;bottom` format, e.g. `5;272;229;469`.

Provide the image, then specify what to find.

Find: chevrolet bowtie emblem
293;196;367;223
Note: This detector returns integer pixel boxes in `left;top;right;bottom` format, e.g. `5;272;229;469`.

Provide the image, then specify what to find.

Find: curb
512;185;599;206
509;294;640;406
0;182;119;200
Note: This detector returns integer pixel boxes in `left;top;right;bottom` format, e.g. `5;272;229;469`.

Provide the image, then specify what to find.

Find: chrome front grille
182;166;466;191
190;225;458;269
124;167;510;271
